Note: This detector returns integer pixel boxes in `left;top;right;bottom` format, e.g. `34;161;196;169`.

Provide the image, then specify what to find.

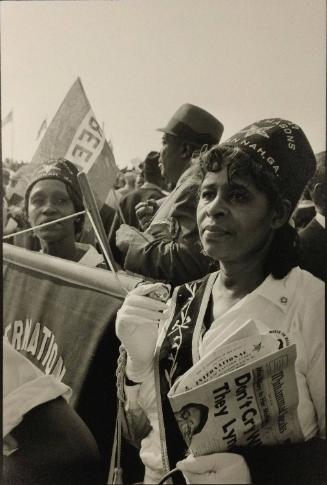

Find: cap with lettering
221;118;316;208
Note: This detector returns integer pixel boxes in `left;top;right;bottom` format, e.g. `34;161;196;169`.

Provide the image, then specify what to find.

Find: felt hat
25;158;84;212
157;103;224;146
221;118;316;209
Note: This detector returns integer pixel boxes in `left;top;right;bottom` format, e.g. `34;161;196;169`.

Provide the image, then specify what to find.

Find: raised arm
118;183;212;286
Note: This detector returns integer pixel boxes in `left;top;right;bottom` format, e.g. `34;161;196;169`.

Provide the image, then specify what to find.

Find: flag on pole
5;163;32;205
3;243;142;399
2;109;13;128
3;243;143;470
36;118;47;140
30;78;118;206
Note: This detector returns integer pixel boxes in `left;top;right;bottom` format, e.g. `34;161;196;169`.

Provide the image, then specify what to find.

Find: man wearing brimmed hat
116;103;224;286
119;151;167;229
157;103;223;187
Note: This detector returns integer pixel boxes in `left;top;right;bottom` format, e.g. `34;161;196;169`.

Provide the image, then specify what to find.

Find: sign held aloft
31;77;118;206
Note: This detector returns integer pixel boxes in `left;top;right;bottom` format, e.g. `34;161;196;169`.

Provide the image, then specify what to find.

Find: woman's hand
176;453;252;484
115;283;169;382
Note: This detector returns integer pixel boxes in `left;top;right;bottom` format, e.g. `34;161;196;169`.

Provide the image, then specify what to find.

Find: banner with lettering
29;77;118;205
7;79;118;208
3;243;143;405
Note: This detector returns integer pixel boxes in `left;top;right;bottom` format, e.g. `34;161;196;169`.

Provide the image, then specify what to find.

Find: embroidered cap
221;118;316;207
25;158;84;212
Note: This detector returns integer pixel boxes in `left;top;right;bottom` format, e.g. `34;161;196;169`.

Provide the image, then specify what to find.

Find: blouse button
280;296;288;304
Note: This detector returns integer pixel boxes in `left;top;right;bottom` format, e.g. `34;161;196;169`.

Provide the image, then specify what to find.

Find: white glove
176;453;252;484
115;282;170;382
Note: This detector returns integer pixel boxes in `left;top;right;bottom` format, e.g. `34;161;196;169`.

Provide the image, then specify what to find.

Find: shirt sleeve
300;289;325;437
3;339;72;439
233;275;326;484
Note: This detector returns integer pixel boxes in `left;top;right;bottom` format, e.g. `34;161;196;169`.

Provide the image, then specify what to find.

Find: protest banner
31;77;118;205
3;243;144;471
36;117;47;140
8;78;118;208
3;243;141;401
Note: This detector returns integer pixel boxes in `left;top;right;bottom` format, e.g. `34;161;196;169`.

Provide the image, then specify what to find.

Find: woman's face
28;179;76;243
197;167;276;264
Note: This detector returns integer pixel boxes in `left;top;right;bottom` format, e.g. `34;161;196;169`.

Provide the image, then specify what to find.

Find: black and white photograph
2;1;325;484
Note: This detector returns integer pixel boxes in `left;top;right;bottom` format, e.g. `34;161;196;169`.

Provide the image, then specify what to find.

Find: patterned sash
154;273;217;482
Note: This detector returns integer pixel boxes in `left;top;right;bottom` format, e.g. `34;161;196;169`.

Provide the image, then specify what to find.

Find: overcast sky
1;0;326;168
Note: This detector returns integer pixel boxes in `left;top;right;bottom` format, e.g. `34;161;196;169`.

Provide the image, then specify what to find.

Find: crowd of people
2;103;326;485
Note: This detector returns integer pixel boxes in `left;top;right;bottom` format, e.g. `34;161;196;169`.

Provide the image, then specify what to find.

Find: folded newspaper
167;319;304;456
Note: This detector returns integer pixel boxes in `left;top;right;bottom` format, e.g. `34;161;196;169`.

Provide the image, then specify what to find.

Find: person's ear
180;142;193;159
312;183;323;197
271;199;292;229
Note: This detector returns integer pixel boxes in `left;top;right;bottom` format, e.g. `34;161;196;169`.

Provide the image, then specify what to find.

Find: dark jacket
298;217;326;281
120;184;166;229
122;169;213;287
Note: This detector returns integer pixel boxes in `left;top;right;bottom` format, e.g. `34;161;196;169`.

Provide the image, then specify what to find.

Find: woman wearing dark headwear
115;119;325;484
25;158;103;266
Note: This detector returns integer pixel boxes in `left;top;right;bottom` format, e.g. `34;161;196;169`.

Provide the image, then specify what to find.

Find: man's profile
174;402;209;445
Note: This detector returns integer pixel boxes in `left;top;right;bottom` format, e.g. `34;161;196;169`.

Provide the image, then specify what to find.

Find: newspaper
168;322;304;456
